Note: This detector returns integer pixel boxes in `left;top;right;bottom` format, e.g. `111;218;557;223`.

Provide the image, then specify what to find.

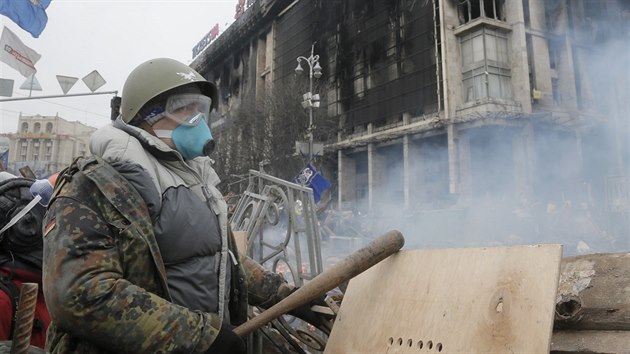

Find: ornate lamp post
295;42;322;162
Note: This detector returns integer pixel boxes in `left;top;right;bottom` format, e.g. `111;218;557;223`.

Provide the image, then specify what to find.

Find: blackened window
457;0;506;24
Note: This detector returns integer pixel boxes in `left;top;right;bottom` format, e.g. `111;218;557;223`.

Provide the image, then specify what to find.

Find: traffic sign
20;74;42;91
295;141;324;156
56;75;78;94
0;79;14;97
82;70;106;92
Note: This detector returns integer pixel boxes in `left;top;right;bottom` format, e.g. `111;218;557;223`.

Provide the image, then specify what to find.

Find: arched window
46;122;53;133
21;122;28;133
34;122;41;133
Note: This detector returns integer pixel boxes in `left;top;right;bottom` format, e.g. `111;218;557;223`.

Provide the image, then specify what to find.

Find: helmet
120;58;218;123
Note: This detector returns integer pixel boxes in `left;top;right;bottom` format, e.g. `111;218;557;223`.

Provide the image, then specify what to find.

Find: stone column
528;0;554;107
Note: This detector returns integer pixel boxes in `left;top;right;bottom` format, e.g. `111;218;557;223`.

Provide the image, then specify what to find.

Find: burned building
191;0;629;254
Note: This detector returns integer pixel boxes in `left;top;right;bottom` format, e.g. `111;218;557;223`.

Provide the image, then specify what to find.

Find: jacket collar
112;117;181;161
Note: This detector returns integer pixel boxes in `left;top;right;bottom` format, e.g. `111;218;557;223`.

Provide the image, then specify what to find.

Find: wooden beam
555;253;630;331
551;330;630;353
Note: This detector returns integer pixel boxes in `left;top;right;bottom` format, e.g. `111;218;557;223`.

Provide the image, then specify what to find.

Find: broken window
460;26;512;102
548;39;561;71
354;51;366;99
552;78;561;106
32;140;39;161
45;140;52;160
20;141;27;160
457;0;505;24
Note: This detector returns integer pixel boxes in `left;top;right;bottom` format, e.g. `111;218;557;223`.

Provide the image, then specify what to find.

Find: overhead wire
3;91;110;118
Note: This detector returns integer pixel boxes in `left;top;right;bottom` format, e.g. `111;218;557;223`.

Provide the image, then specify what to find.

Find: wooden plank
550;330;630;353
18;166;36;179
325;244;562;353
233;230;248;255
555;253;630;331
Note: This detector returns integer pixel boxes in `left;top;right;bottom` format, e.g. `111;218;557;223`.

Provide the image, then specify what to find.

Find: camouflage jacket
42;157;291;354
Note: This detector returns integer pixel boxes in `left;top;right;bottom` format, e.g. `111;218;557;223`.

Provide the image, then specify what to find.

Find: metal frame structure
230;169;328;353
230;169;324;286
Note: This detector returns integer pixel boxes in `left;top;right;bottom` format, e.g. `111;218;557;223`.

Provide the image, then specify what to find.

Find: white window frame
460;26;512;102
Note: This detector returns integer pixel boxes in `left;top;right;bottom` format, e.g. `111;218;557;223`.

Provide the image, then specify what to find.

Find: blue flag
0;0;51;38
294;163;331;203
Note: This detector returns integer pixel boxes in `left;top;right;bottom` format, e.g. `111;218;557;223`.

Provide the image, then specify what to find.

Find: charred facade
192;0;629;255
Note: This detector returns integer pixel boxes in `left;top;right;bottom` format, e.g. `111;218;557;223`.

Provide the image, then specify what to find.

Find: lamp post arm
297;56;315;79
296;56;310;63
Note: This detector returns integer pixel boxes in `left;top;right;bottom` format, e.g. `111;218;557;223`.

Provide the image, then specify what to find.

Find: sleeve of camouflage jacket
238;253;294;309
42;196;220;354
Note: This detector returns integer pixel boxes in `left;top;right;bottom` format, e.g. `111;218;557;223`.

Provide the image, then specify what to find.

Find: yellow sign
16;133;51;139
532;88;543;100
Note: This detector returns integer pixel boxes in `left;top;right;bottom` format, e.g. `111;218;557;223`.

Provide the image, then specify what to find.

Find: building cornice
191;0;294;74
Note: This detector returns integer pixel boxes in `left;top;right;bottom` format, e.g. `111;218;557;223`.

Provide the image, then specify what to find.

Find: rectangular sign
192;23;220;59
0;78;14;97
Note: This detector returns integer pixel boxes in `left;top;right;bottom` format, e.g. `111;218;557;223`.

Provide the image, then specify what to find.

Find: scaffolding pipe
0;91;118;102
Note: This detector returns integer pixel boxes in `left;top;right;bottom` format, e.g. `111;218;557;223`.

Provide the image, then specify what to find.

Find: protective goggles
141;93;212;126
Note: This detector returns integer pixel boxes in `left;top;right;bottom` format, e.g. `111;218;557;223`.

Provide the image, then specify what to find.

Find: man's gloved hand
207;324;246;354
288;294;332;330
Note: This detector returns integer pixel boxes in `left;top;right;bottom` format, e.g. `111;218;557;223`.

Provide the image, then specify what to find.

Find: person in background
0;172;51;349
42;58;325;354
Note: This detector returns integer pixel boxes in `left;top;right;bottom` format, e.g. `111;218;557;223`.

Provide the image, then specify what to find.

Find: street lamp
295;42;322;162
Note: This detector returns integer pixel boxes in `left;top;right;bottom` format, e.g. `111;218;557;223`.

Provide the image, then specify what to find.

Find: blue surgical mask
154;114;215;160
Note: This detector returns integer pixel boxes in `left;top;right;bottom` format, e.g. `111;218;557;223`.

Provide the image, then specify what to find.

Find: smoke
341;125;619;257
324;2;629;257
248;1;629;265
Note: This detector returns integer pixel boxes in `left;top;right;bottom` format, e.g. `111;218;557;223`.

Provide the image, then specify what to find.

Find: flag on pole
0;0;51;38
293;163;331;203
0;26;41;77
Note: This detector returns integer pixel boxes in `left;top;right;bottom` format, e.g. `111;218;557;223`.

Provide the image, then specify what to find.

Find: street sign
295;141;324;157
82;70;106;92
20;74;42;91
56;75;79;94
300;92;320;108
0;79;14;97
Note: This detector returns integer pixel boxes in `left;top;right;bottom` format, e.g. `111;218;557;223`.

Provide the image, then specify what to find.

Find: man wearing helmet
41;58;316;353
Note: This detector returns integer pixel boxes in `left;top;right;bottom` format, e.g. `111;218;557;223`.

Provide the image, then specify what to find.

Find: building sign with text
234;0;257;19
192;24;220;59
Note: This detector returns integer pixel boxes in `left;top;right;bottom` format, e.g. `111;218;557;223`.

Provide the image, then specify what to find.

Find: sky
0;0;237;134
